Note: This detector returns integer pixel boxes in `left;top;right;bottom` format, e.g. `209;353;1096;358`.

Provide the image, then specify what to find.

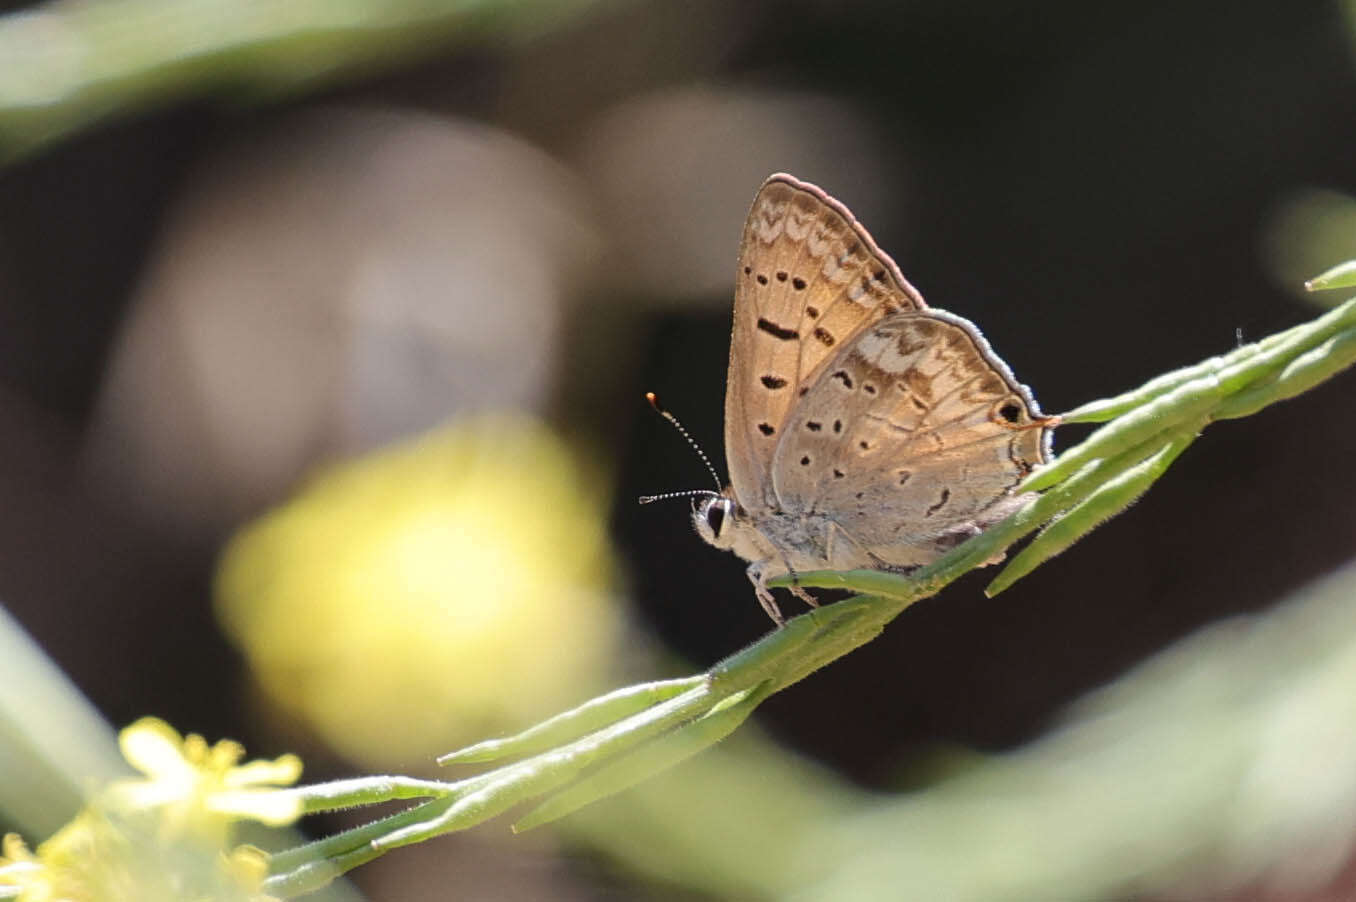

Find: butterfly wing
725;174;926;514
772;310;1051;567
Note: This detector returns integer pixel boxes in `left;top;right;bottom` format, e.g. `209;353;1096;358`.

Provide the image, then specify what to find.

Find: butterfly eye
705;500;727;537
691;496;737;550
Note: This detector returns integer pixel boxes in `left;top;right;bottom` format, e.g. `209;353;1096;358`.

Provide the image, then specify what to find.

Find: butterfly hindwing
772;311;1049;566
725;174;926;512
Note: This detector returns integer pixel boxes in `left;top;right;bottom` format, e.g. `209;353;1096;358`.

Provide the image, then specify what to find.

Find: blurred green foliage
0;0;613;161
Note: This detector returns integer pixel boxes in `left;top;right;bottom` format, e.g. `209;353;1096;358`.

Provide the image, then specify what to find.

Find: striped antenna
638;489;721;505
639;392;724;504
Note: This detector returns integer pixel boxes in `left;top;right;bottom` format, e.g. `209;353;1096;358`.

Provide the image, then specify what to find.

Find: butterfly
691;173;1054;625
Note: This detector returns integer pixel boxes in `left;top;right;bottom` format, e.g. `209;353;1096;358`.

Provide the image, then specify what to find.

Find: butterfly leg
788;580;820;609
824;519;885;573
745;562;786;626
778;554;820;610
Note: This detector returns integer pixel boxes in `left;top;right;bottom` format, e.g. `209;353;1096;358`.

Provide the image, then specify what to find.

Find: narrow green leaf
1212;326;1356;421
512;683;773;832
1059;349;1245;423
289;775;455;813
1023;381;1213;494
1060;295;1356;423
265;841;381;897
1029;299;1356;493
988;433;1196;595
438;676;705;764
269;792;456;876
950;435;1156;601
1305;260;1356;291
374;683;719;850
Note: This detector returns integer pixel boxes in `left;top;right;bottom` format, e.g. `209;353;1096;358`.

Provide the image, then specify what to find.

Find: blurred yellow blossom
108;717;303;836
214;416;622;766
0;718;299;902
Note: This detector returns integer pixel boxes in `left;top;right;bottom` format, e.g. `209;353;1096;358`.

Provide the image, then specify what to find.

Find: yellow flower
107;718;303;838
0;834;42;896
215;416;622;766
0;718;300;902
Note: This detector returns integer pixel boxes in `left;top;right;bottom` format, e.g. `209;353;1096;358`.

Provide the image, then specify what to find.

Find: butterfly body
697;174;1053;624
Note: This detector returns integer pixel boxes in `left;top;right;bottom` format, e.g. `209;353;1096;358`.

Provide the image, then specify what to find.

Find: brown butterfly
691;173;1053;624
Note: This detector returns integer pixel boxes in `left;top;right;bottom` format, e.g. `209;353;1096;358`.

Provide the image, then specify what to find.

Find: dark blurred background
2;0;1355;899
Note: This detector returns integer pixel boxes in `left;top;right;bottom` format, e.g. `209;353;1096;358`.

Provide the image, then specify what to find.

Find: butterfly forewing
725;174;926;511
773;312;1048;565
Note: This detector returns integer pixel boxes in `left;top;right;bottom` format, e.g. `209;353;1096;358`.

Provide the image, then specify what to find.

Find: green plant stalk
262;290;1356;895
266;842;374;897
1020;297;1352;496
1061;295;1356;423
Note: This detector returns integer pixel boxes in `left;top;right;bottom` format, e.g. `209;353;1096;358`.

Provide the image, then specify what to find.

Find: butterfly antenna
643;391;724;493
638;489;721;505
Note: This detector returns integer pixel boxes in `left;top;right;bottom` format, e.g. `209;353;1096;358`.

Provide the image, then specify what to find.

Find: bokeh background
3;0;1356;899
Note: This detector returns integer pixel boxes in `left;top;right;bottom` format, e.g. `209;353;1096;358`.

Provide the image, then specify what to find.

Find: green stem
264;289;1356;895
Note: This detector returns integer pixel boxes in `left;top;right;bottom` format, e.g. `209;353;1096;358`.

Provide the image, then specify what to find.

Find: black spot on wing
757;318;798;340
761;375;788;389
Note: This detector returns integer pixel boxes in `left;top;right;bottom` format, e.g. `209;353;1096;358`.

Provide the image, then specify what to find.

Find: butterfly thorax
694;488;888;581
